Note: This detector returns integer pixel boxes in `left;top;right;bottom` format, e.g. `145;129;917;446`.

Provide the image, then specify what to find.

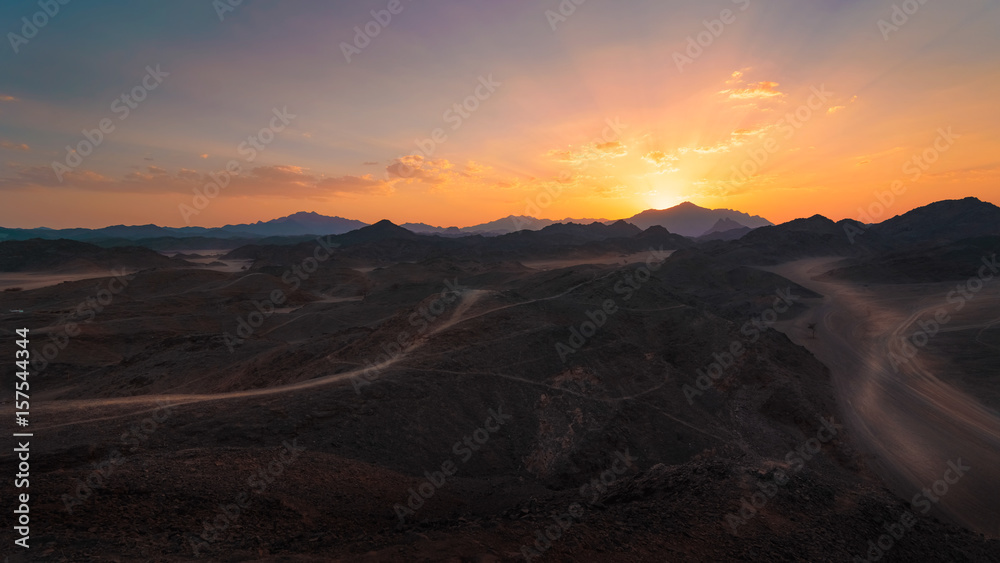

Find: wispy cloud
721;80;785;101
643;150;680;172
0;163;395;198
547;140;629;165
0;141;30;151
719;69;785;102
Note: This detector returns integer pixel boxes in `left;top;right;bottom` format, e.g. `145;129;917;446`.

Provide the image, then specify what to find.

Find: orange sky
0;1;997;229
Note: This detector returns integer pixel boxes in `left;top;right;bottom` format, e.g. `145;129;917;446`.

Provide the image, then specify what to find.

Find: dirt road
771;258;1000;537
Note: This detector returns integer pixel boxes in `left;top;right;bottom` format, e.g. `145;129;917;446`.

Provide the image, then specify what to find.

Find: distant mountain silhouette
700;217;747;237
625;202;773;237
697;227;753;243
0;211;366;243
404;215;611;236
9;199;998;251
0;205;771;243
220;211;368;237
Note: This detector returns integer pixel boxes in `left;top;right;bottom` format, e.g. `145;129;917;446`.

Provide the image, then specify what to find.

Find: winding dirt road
18;277;620;425
771;258;1000;537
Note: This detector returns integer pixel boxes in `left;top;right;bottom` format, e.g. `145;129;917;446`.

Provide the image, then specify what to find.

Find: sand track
771;258;1000;537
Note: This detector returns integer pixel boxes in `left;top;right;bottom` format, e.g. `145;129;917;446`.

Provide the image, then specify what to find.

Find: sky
0;0;998;229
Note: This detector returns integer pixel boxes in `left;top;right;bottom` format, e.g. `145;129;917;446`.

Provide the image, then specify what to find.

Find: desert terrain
1;199;999;562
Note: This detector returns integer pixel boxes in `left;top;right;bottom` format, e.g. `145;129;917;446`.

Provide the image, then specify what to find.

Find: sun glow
646;185;686;211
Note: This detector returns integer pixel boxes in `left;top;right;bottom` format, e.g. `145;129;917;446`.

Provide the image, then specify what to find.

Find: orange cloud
643;151;679;170
719;70;785;102
547;140;629;165
726;68;751;85
384;155;494;191
315;174;394;196
722;81;785;100
0;141;29;151
0;162;394;199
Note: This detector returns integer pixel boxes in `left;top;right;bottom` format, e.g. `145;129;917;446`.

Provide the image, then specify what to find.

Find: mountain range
0;202;769;244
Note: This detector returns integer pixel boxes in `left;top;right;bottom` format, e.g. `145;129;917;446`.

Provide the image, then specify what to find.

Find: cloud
546;149;574;161
592;183;629;198
726;68;751;86
719;70;785;102
315;174;393;196
916;165;1000;184
0;162;394;199
0;164;114;190
251;164;311;184
384;155;492;190
852;146;905;165
386;155;454;184
547;140;629;165
462;160;493;176
677;143;735;155
828;95;858;115
0;96;17;102
177;169;201;181
594;141;628;157
123;165;170;181
643;150;680;170
658;125;772;163
691;172;781;197
722;80;785;100
0;141;30;151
